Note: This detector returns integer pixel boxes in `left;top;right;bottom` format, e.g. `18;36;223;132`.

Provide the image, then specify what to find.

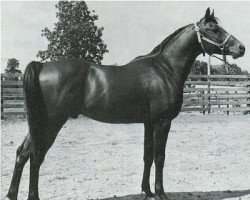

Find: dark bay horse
6;8;245;200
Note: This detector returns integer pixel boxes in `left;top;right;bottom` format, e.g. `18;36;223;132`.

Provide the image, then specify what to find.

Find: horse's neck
160;25;202;84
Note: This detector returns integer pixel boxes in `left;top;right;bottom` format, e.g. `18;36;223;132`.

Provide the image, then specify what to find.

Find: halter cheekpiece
194;22;232;65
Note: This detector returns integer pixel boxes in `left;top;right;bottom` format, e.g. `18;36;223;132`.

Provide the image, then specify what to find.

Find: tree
227;64;249;75
37;1;108;64
5;58;22;74
190;60;249;75
190;60;208;75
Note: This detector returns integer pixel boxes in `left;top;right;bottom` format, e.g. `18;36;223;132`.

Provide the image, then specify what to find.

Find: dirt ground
1;114;250;200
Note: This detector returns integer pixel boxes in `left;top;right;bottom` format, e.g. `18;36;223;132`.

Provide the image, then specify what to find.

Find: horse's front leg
142;122;154;198
153;120;171;200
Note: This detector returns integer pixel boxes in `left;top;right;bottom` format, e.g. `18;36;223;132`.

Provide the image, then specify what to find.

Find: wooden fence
1;73;25;118
1;73;250;118
183;74;250;114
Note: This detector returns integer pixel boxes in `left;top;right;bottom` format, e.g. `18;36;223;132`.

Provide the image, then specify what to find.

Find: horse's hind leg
28;139;49;200
28;142;47;200
6;134;31;200
27;117;67;200
141;122;154;197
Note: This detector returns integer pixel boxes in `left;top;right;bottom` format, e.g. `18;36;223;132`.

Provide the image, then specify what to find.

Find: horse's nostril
239;45;245;53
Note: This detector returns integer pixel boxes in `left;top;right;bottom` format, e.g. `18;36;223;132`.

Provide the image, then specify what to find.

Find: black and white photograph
1;1;250;200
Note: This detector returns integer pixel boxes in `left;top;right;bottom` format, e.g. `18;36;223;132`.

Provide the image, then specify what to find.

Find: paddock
1;114;250;200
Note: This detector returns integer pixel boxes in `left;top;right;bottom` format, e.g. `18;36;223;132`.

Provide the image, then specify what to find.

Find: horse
6;8;245;200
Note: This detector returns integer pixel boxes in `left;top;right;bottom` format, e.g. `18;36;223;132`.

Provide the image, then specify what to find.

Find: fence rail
1;73;25;118
1;73;250;117
183;74;250;114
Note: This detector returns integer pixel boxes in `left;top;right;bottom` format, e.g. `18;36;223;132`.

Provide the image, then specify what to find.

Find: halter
194;22;232;66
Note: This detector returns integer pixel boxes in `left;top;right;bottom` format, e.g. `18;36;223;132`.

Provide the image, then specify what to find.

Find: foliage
190;60;249;75
37;1;108;64
190;60;208;75
4;58;22;74
227;64;249;75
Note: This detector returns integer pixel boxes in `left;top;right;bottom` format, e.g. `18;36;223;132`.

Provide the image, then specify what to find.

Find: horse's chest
161;91;183;113
150;81;183;120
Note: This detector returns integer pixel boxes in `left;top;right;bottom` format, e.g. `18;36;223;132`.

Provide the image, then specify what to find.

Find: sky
1;1;250;73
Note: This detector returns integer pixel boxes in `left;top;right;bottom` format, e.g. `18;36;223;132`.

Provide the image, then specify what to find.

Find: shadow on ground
99;190;250;200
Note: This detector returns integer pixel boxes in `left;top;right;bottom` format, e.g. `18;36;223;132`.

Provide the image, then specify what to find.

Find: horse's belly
82;101;146;123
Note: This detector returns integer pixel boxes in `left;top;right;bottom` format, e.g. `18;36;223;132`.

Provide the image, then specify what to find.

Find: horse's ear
204;7;210;21
210;9;214;18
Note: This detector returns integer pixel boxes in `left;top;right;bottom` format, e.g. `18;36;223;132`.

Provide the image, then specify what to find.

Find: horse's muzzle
228;36;245;59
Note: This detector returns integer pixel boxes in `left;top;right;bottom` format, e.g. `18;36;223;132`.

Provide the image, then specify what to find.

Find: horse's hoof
144;195;156;200
153;194;169;200
142;190;155;199
144;197;156;200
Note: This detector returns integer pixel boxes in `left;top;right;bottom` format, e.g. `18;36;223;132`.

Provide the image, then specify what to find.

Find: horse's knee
16;145;29;167
143;153;154;164
154;154;165;167
30;143;49;166
144;140;154;164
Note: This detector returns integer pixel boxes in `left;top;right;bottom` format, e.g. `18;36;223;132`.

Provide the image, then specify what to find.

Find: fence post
207;56;211;114
235;90;239;107
226;91;229;115
22;75;27;115
216;91;220;108
1;75;4;119
201;90;205;115
247;85;250;114
208;79;211;114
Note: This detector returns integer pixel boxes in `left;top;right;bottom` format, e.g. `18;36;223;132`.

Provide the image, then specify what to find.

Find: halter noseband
194;22;232;64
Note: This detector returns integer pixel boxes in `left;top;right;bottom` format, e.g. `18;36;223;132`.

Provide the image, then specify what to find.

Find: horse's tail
23;61;47;155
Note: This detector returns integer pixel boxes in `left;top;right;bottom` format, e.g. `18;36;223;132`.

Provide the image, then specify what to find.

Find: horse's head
196;8;245;59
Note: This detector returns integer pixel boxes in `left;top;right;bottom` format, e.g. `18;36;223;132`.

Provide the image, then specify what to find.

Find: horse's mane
132;24;191;61
132;14;219;62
